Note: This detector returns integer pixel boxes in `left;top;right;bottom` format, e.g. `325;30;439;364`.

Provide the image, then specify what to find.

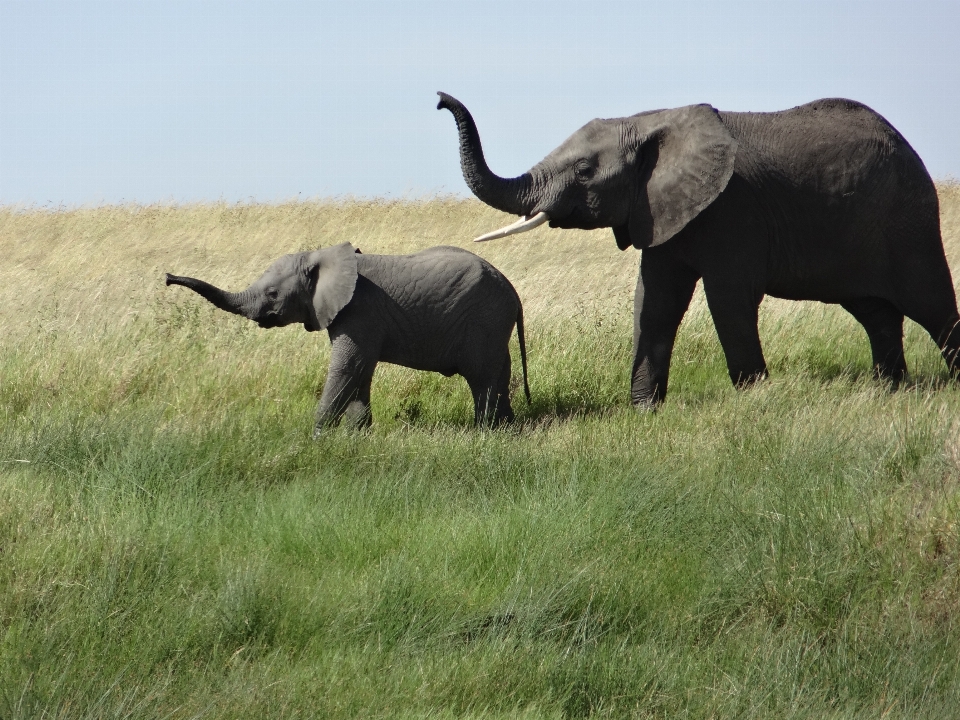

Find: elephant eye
265;288;279;300
575;161;596;181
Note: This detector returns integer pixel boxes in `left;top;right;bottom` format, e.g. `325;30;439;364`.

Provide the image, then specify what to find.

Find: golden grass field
2;185;958;342
2;183;958;438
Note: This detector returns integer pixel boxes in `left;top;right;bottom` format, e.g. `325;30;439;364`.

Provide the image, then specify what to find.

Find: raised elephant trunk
165;273;255;318
436;92;538;219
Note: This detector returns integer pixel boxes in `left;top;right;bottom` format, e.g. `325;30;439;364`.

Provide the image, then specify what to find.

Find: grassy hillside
1;186;959;718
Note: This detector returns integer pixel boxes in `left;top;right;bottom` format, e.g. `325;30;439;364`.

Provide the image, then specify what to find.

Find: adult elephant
437;92;960;407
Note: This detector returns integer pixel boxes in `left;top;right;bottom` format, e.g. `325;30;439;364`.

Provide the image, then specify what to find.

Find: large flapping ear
617;104;737;250
307;242;359;330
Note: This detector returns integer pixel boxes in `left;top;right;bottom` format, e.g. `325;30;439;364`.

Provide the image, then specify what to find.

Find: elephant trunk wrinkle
165;274;254;319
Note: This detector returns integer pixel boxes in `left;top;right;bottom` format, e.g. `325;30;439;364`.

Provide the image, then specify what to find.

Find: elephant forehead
544;118;624;165
261;254;303;279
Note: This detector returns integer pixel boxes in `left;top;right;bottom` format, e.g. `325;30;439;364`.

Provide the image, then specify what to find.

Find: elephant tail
516;304;531;404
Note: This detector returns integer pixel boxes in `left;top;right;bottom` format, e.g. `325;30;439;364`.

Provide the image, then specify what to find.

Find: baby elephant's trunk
165;273;251;318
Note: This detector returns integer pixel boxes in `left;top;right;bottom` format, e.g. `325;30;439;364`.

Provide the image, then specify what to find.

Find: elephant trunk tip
165;273;175;286
436;91;456;111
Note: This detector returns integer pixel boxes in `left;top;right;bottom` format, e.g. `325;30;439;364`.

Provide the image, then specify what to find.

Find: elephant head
165;242;359;331
437;92;738;249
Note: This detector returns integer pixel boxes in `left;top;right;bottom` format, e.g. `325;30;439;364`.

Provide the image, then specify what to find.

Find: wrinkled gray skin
438;92;960;407
166;243;530;434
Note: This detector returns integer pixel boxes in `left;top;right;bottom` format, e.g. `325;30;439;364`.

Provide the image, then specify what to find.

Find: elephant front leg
631;254;699;408
313;337;377;438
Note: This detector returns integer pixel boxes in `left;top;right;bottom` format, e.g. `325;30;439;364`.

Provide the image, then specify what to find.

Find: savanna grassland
1;186;960;719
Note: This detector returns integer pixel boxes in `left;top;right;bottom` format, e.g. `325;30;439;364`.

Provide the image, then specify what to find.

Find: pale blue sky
1;0;958;205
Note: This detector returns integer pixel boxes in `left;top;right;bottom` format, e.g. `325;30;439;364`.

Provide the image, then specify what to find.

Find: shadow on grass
779;359;956;393
383;358;960;436
515;393;625;429
899;373;957;393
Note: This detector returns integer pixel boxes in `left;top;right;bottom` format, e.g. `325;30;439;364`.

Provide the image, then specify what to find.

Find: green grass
2;196;960;717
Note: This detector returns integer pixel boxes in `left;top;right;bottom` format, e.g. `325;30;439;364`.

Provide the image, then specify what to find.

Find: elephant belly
763;219;900;303
679;183;890;304
765;256;878;302
379;337;460;377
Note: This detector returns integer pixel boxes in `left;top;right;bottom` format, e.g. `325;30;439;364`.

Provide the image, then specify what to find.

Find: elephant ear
308;242;359;330
617;104;737;250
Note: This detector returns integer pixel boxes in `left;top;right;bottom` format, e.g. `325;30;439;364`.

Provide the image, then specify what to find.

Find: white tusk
473;211;550;242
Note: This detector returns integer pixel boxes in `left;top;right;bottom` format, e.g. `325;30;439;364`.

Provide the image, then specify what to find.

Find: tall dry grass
0;199;630;342
2;183;957;343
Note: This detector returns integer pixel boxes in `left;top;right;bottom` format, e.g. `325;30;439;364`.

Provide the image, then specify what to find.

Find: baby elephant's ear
308;242;359;330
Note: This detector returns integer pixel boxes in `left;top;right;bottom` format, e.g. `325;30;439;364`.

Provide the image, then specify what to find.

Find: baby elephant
166;243;530;434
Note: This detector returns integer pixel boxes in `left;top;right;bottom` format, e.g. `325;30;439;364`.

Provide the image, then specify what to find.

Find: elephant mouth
255;309;289;329
471;204;608;243
547;207;605;231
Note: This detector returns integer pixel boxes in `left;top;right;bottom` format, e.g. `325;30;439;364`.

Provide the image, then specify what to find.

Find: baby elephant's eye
265;288;279;300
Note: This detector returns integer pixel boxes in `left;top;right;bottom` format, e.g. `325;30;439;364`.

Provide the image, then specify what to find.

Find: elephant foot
876;368;910;392
476;409;514;428
874;363;906;382
343;401;372;430
472;390;514;427
312;401;372;439
730;368;768;388
943;345;960;377
630;380;666;410
630;358;669;409
631;397;661;413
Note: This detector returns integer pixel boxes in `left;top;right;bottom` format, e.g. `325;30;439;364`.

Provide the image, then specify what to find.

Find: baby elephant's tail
516;305;531;404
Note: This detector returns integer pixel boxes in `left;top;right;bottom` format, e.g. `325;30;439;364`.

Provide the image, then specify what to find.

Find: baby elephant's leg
468;352;514;426
314;337;376;438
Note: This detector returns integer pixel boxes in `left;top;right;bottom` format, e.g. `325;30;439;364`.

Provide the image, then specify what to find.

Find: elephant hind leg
930;314;960;376
888;237;960;376
466;353;514;426
898;297;960;377
841;298;907;384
